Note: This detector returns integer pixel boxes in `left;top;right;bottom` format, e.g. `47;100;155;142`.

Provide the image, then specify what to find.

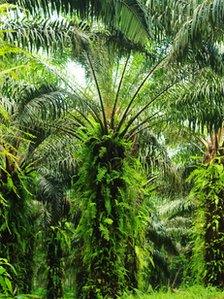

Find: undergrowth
121;286;224;299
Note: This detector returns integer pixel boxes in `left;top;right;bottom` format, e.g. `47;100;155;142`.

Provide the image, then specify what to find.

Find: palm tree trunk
46;229;63;299
201;135;224;287
76;136;140;298
204;189;224;287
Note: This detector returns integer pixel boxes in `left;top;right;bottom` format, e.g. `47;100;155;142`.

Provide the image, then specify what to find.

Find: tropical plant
0;258;15;297
36;137;77;299
49;39;185;298
2;0;224;296
188;161;224;287
0;77;74;293
162;46;224;287
0;2;89;55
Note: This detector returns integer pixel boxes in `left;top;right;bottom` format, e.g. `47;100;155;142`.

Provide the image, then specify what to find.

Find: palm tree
163;57;224;287
0;77;73;293
35;132;77;299
0;3;158;294
53;41;182;297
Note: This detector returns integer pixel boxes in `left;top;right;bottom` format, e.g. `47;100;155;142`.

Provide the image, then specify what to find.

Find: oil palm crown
70;50;173;139
64;46;180;298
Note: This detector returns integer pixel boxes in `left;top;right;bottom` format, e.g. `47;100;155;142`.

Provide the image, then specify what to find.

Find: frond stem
115;56;166;133
110;53;131;129
119;81;175;137
86;52;108;133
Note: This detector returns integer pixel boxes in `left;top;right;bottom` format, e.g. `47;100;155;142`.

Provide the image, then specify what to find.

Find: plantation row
1;1;224;298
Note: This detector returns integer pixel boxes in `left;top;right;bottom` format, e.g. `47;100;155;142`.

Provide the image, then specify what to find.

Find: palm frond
168;1;224;63
111;53;130;129
146;0;198;39
1;80;72;124
96;29;152;57
86;52;107;132
1;11;89;53
10;0;151;44
37;172;71;223
147;228;178;256
166;69;224;133
159;198;194;220
115;56;165;133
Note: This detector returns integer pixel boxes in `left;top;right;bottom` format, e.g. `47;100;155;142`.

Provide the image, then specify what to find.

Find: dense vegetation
1;0;224;298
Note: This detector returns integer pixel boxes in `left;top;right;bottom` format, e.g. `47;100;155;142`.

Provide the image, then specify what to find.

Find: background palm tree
161;46;224;286
0;76;75;293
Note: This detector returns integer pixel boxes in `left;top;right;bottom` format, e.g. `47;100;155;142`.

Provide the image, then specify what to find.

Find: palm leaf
9;0;151;45
1;11;89;53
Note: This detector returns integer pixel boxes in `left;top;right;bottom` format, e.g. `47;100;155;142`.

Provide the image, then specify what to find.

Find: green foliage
121;285;224;299
73;122;149;298
188;161;224;286
0;258;15;297
2;0;224;296
166;68;224;134
12;0;150;46
0;3;89;55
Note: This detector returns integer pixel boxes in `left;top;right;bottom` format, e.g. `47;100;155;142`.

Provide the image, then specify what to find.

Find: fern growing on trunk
188;161;224;287
74;125;147;298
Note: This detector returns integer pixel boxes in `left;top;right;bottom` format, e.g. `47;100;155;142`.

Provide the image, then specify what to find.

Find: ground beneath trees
121;286;224;299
